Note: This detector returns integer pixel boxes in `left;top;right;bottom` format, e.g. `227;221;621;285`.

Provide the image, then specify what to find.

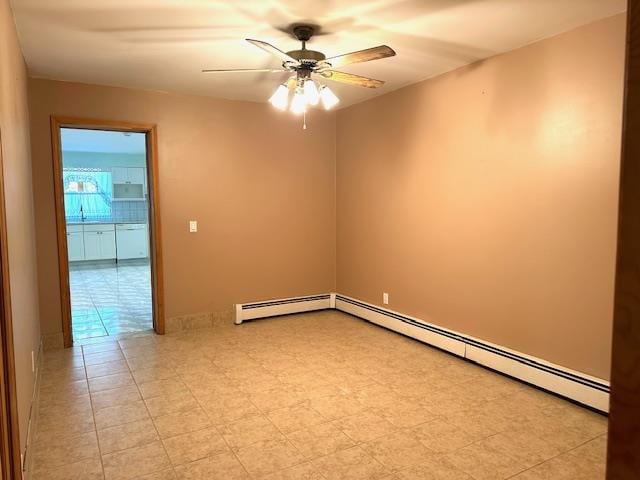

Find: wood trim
607;2;640;477
50;116;165;346
0;130;23;479
50;117;72;348
146;126;165;335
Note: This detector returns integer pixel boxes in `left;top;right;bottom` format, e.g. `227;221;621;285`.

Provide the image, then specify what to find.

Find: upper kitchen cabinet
112;166;145;185
112;166;147;199
111;166;128;184
127;167;146;186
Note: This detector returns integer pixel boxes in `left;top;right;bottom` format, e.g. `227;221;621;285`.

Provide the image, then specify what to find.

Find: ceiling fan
202;24;396;115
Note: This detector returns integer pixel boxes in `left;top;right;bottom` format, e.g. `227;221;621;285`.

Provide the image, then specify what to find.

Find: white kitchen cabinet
111;167;129;184
112;167;145;185
66;223;118;261
66;231;85;261
101;230;117;259
83;232;100;260
112;167;147;199
83;224;116;260
116;224;148;259
128;168;145;185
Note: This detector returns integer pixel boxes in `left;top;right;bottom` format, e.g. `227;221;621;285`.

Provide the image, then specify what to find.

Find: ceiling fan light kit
203;24;395;128
269;77;336;113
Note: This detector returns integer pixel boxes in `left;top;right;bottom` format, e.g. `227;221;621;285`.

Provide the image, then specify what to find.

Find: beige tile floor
29;310;608;480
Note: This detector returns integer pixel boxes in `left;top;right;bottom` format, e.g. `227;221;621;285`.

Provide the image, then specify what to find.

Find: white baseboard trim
235;294;334;325
335;294;610;413
234;292;609;412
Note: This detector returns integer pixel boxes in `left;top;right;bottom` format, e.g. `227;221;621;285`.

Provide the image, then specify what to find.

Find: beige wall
29;79;336;336
0;0;41;450
336;14;625;380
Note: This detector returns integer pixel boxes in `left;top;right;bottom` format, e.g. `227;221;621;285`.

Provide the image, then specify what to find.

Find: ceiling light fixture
267;77;339;112
203;24;395;129
266;77;339;129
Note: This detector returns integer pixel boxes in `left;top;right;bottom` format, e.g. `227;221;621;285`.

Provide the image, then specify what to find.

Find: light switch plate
189;220;197;233
383;292;389;305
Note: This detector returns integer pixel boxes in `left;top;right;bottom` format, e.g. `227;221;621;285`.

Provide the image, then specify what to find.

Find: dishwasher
115;223;149;260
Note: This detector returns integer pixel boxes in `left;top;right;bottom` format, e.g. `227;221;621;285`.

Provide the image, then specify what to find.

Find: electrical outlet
189;220;198;233
383;292;389;305
31;351;35;373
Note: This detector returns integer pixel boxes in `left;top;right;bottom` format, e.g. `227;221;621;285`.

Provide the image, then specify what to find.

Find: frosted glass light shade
290;90;307;114
320;85;339;110
268;84;289;111
304;79;320;106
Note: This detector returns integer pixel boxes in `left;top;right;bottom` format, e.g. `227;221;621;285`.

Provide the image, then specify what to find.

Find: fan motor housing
286;49;326;63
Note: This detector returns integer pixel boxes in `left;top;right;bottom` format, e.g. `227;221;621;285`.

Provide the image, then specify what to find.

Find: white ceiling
61;128;146;154
12;0;626;108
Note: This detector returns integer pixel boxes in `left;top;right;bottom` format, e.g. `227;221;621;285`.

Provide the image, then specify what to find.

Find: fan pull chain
303;110;307;130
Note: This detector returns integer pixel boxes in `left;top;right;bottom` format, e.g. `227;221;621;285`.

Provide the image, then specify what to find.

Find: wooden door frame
50;116;165;348
607;1;640;477
0;129;22;479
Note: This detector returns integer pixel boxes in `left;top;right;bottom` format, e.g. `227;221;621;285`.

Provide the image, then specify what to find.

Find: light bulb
290;90;307;115
320;85;340;110
303;79;320;106
268;84;288;111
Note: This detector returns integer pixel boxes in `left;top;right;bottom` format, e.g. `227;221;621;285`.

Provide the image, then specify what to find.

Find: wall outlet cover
189;220;198;233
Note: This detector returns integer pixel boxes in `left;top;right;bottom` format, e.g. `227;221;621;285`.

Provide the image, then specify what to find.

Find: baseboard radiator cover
235;293;335;325
335;294;610;413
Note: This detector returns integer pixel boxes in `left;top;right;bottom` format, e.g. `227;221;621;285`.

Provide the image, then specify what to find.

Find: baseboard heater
235;293;610;412
235;294;334;325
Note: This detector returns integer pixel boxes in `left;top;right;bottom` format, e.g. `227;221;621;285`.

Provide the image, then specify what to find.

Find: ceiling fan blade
321;70;385;89
202;68;284;73
246;39;300;65
325;45;396;68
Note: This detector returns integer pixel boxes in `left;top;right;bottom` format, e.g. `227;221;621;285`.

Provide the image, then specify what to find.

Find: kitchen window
63;169;113;221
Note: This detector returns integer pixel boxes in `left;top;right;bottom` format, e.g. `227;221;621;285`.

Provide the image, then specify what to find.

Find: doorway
51;117;164;347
